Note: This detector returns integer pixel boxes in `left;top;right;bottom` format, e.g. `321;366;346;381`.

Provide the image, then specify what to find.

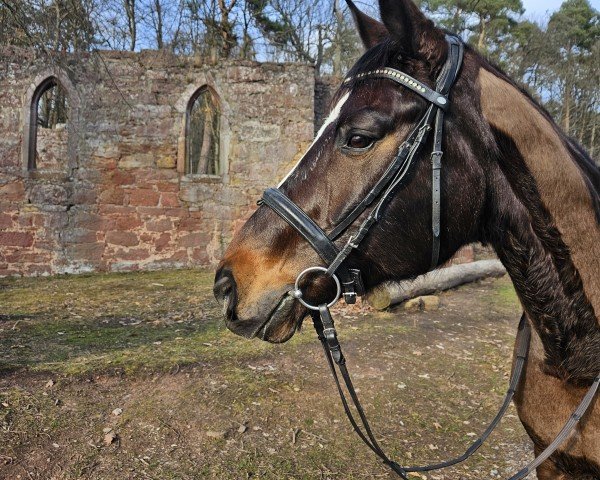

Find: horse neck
477;67;600;384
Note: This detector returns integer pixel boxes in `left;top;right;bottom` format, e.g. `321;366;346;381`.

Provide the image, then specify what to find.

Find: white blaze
277;91;351;188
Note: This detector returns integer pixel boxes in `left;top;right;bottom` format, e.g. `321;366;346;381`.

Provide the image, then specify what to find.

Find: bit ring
290;267;342;311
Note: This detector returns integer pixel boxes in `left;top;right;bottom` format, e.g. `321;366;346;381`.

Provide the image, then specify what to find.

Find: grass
1;269;273;375
0;270;534;479
0;269;407;377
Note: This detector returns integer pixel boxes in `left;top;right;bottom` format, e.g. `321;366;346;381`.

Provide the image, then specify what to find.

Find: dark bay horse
214;0;600;477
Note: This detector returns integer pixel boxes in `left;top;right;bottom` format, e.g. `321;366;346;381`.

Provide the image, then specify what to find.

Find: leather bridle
257;35;600;479
261;36;464;306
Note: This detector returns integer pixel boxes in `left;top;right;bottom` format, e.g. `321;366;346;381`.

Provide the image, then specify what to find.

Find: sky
523;0;600;17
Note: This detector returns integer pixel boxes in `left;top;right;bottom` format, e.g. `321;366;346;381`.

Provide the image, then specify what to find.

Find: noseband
258;35;600;479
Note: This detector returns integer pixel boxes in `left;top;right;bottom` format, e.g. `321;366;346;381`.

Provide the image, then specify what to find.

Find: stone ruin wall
0;47;318;276
0;47;477;278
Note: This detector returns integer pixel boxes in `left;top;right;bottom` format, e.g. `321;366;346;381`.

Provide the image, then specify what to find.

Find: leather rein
258;35;600;479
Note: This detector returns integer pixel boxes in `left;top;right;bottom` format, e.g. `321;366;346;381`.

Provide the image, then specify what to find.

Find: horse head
215;0;491;343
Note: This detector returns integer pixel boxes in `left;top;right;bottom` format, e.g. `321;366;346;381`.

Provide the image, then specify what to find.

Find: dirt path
0;270;536;479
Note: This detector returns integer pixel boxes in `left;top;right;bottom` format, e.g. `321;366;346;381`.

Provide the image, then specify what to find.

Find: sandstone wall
314;76;340;133
0;47;315;276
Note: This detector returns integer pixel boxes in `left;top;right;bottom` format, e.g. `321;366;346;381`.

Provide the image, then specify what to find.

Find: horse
213;0;600;478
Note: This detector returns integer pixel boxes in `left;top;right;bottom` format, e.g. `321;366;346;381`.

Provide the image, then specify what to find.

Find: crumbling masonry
0;47;325;276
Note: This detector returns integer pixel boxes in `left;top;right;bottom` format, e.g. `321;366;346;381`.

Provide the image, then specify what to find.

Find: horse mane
345;39;600;224
346;39;400;86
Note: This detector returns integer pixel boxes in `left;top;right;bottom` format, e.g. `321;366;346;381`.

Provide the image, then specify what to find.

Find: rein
258;35;600;478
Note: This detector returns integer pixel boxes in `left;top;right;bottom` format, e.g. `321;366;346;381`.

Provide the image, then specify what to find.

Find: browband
344;68;450;110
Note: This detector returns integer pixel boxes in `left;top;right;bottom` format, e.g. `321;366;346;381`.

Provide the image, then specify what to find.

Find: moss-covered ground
0;269;535;479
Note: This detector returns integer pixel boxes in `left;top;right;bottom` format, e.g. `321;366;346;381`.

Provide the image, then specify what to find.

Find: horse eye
347;134;374;150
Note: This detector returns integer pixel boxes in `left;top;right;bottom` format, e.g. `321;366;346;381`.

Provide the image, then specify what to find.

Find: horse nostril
214;276;232;301
213;269;238;319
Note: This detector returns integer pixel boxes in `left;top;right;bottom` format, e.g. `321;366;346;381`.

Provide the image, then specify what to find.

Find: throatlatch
258;35;600;479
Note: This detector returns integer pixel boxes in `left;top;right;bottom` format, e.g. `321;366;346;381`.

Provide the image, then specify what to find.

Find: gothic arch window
28;77;70;171
185;86;221;175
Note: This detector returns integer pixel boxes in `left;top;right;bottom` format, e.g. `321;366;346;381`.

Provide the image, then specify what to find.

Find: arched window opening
28;77;69;171
185;87;221;175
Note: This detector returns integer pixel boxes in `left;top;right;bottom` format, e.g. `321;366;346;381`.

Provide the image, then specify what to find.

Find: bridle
258;35;600;479
260;36;464;306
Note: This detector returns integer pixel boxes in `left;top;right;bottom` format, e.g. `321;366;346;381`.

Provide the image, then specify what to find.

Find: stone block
5;251;52;264
106;231;139;247
24;264;53;276
156;181;179;193
129;189;160;207
0;181;25;201
112;214;143;231
157;156;176;169
71;187;98;205
178;217;203;231
114;248;150;261
178;232;207;248
119;154;155;169
146;218;172;232
139;207;187;218
99;187;126;205
65;243;105;263
160;192;180;207
70;211;105;232
111;170;135;186
191;247;209;264
0;214;13;229
0;231;34;247
155;233;171;251
62;228;97;244
28;184;69;206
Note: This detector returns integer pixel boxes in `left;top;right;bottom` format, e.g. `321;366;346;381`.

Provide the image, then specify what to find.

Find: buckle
349;269;365;296
323;327;344;364
343;291;357;305
431;151;443;169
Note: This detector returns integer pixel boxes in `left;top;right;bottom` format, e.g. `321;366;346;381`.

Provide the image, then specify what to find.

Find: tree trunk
562;48;574;133
578;109;586;144
53;1;61;51
366;260;507;310
477;15;486;51
591;121;596;158
240;2;253;59
217;0;236;58
451;6;462;33
124;0;137;51
315;25;324;77
563;88;571;133
198;111;214;174
154;0;164;49
333;0;343;77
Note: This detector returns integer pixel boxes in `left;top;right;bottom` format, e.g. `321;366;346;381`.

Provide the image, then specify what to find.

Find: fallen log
366;259;507;311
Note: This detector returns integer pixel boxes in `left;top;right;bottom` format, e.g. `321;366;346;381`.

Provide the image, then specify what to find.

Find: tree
422;0;523;53
0;0;96;52
545;0;599;146
123;0;137;50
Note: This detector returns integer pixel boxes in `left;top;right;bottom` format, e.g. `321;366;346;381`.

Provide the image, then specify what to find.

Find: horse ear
345;0;389;49
378;0;446;64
